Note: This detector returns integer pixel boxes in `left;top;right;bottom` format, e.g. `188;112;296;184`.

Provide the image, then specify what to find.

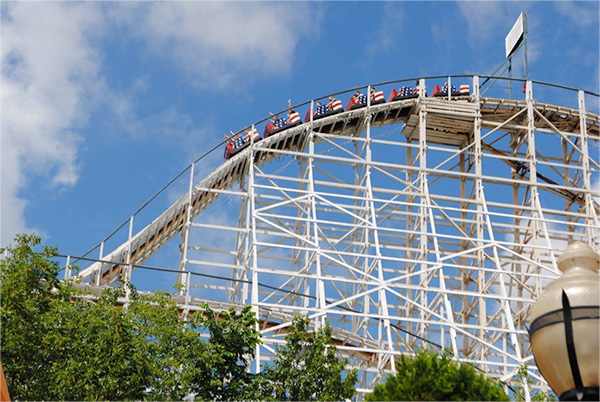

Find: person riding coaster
370;87;385;105
264;100;303;138
433;82;456;97
305;96;344;122
432;82;470;98
223;128;262;160
245;127;261;143
223;132;238;160
327;96;343;111
347;91;368;110
287;109;301;125
270;113;285;129
389;81;421;102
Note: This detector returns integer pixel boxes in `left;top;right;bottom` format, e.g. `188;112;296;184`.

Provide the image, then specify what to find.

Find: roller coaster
66;75;599;398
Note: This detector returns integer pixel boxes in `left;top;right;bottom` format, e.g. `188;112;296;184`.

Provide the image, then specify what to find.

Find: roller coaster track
78;90;600;285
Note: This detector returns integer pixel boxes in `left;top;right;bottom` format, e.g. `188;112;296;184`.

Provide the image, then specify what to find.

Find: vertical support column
473;76;487;367
64;255;71;280
298;156;312;311
472;75;485;358
525;81;537;197
302;111;313;312
306;129;326;329
459;150;468;353
124;215;134;307
404;79;424;341
562;138;574;243
511;126;527;362
178;163;195;305
240;124;260;306
298;107;318;310
353;132;368;339
231;157;252;306
519;80;538;402
248;139;261;373
96;241;104;286
511;107;526;342
241;190;251;305
578;91;599;245
405;144;416;344
417;87;429;338
525;81;541;275
473;75;480;102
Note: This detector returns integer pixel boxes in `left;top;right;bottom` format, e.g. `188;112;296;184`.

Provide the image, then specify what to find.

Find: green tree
263;315;358;401
1;234;62;399
0;235;261;401
194;304;263;401
1;234;357;401
42;288;156;400
366;349;510;401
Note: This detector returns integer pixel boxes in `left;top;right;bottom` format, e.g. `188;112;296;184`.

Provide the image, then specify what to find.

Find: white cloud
456;2;516;46
457;1;535;53
0;1;319;248
1;2;104;246
554;1;599;27
366;3;404;57
115;2;316;90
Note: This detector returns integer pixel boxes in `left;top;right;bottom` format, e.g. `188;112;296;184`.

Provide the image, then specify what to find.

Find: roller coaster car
388;87;419;102
224;144;234;160
304;101;344;122
224;131;262;160
263;119;302;139
431;84;470;98
346;91;385;111
347;97;365;111
371;90;386;105
226;142;249;160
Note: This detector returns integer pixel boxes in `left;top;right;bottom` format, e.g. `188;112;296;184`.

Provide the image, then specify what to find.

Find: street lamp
529;242;599;401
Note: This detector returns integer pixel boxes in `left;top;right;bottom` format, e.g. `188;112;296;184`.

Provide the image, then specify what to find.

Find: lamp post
529;242;600;401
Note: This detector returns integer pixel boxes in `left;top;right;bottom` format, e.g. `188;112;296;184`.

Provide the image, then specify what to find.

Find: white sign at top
505;12;525;58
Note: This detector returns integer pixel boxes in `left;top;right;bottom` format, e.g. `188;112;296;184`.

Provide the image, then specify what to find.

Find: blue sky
1;0;599;257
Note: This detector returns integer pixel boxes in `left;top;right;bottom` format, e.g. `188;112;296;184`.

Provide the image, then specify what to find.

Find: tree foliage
514;363;557;402
198;305;263;400
1;234;356;401
366;349;510;401
1;234;62;399
263;315;358;401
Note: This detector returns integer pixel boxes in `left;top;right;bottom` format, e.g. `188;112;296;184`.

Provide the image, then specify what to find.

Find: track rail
77;93;600;285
